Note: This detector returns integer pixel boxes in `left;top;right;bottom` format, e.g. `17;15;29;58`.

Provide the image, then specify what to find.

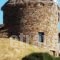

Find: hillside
0;38;48;60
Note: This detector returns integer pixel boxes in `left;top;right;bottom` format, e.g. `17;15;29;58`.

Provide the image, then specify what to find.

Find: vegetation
22;53;60;60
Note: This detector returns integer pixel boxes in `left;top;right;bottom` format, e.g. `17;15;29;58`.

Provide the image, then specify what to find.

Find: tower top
8;0;56;5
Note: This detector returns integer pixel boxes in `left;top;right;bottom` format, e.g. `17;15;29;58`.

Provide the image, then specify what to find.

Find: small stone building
1;0;59;56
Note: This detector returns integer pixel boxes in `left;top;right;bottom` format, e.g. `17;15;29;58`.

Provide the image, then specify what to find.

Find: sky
0;0;60;31
57;0;60;6
0;0;8;24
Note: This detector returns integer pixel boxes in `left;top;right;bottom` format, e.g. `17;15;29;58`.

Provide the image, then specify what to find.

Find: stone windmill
1;0;59;56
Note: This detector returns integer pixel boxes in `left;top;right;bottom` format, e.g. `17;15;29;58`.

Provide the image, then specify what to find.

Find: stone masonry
1;0;59;56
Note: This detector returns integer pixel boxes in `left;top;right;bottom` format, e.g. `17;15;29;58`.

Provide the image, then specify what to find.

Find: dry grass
0;38;48;60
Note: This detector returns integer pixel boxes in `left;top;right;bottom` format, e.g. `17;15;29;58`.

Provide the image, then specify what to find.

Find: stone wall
0;26;8;38
1;0;59;56
17;2;58;50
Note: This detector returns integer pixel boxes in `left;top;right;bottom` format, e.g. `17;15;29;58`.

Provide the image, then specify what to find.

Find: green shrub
22;53;60;60
22;53;43;60
55;57;60;60
22;53;53;60
43;53;53;60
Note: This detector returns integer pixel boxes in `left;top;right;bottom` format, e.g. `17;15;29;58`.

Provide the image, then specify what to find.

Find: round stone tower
18;0;58;47
2;0;58;55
